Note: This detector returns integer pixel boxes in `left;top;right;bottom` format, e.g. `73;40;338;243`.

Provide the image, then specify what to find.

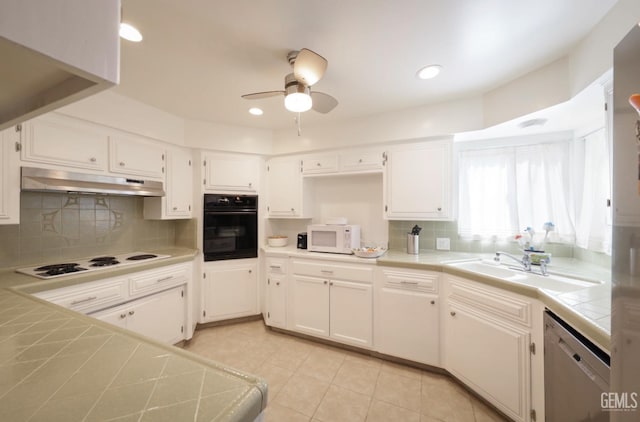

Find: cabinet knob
430;300;435;305
276;282;280;286
248;269;252;274
119;161;125;167
324;280;328;285
450;311;456;316
120;313;126;319
173;206;178;211
317;162;321;166
437;207;442;211
89;157;97;162
358;158;363;163
248;182;252;187
128;310;135;316
329;281;334;286
291;208;295;212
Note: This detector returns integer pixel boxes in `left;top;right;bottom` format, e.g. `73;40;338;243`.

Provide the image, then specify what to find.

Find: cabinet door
444;303;530;422
143;147;192;219
266;158;305;217
21;113;108;171
204;153;258;192
109;134;165;179
91;305;128;330
377;288;439;365
290;275;329;337
384;140;451;220
202;262;258;322
127;287;186;345
266;273;287;328
329;280;373;347
0;126;19;224
166;147;193;217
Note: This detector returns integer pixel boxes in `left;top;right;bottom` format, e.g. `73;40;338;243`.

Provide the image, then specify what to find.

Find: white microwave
307;224;361;254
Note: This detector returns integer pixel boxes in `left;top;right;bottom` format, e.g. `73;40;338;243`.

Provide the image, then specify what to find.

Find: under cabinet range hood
0;1;120;131
21;167;165;197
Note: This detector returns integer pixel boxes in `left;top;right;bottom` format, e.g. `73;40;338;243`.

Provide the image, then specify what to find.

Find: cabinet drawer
266;257;288;274
129;264;190;297
340;151;383;173
302;155;338;175
36;278;128;314
447;276;532;327
292;259;373;283
380;268;438;293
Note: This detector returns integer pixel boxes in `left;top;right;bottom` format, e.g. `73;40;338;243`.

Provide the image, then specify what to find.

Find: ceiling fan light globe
285;92;312;112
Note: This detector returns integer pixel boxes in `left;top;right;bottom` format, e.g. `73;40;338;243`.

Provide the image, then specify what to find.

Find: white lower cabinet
442;274;542;422
34;262;194;344
201;259;258;322
265;257;288;329
91;286;186;345
375;267;440;366
289;259;373;348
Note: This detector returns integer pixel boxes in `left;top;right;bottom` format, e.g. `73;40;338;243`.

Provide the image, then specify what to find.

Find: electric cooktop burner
89;256;120;267
127;254;157;261
17;252;171;279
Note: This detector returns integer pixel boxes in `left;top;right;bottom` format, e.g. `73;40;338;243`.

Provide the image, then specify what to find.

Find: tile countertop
0;248;268;422
264;246;612;353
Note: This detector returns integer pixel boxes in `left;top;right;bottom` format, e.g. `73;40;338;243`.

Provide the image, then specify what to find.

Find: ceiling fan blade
293;48;328;86
241;91;284;100
311;91;338;113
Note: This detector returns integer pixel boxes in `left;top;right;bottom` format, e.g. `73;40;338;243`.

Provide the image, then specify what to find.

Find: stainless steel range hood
21;167;165;197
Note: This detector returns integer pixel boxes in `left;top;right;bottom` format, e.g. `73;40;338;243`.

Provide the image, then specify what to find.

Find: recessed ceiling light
119;23;143;42
416;64;442;80
249;107;263;116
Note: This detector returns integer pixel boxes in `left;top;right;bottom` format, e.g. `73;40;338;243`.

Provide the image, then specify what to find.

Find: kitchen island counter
0;248;267;421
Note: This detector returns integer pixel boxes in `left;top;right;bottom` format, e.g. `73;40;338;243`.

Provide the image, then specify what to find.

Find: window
458;130;611;253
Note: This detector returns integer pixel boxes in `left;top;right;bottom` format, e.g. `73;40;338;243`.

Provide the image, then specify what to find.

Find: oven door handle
204;210;257;215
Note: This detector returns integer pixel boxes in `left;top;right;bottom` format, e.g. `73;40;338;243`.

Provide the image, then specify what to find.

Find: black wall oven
203;194;258;261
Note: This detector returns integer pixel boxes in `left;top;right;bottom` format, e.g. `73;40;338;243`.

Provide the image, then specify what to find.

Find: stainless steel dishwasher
544;310;610;421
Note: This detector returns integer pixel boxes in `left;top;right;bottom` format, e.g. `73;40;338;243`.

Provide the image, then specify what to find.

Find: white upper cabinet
203;153;258;193
144;146;193;219
109;134;165;179
384;140;452;220
266;157;311;218
0;1;119;131
0;126;20;224
21;113;109;172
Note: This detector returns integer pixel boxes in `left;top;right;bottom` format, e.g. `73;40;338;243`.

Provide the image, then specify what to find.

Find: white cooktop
16;251;171;279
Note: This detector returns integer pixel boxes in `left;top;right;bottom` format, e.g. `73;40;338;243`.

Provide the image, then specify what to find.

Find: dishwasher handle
558;338;597;382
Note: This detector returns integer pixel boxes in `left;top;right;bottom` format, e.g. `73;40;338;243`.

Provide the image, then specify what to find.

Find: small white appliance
307;224;360;254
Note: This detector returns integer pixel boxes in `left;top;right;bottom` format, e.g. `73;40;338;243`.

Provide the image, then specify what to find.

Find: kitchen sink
447;260;602;293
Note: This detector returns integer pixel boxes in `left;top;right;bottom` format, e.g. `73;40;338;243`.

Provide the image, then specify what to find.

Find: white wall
57;90;186;145
273;96;484;155
184;119;273;155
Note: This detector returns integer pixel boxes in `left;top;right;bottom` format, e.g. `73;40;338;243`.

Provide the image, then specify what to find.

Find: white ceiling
115;0;617;131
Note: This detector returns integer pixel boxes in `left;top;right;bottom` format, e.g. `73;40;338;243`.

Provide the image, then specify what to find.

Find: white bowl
352;247;386;258
267;236;288;247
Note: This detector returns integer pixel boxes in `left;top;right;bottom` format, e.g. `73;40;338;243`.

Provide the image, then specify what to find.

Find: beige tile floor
184;320;509;422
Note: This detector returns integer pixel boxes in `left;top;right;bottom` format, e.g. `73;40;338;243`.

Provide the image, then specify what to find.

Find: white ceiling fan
241;48;338;114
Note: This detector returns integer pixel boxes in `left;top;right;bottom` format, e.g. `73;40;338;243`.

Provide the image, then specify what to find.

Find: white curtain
574;129;612;253
458;141;576;243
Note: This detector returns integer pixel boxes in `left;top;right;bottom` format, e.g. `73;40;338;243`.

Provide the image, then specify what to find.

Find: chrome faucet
494;251;532;272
